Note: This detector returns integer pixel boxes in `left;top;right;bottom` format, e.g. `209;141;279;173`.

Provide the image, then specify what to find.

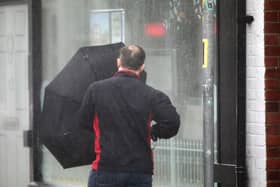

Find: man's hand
151;125;158;142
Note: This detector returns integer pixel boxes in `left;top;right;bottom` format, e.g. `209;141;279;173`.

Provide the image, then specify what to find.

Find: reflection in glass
90;12;110;44
89;9;124;45
41;0;217;187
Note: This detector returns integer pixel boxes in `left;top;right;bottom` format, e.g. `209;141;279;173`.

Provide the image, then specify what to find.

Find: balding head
119;45;145;71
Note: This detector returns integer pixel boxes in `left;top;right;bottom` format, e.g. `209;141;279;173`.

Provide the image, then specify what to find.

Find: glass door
0;4;30;187
40;0;217;186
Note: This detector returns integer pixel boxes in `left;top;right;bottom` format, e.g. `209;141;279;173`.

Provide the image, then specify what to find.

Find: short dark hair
119;45;145;70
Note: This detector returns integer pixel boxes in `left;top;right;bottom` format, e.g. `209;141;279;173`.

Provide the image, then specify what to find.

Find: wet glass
41;0;217;186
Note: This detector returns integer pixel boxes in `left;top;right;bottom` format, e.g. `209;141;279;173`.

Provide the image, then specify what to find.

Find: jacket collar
114;70;140;79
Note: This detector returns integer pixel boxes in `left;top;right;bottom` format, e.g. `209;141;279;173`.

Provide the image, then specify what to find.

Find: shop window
41;0;217;186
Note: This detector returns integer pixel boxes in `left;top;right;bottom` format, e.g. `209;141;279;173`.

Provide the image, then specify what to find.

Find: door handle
23;130;33;147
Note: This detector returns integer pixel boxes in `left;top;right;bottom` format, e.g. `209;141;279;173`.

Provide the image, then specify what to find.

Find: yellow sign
202;38;208;68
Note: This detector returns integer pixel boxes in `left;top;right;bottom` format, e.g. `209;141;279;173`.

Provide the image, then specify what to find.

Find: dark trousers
88;170;152;187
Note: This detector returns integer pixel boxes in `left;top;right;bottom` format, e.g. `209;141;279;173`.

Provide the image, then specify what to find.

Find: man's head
117;45;145;72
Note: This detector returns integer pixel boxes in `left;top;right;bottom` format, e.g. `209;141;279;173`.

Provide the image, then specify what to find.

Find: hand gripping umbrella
40;42;146;168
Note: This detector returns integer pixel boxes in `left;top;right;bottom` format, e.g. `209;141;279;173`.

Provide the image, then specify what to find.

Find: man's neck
118;67;140;76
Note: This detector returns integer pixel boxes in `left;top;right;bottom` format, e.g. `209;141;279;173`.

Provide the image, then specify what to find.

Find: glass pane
0;54;7;110
41;0;217;186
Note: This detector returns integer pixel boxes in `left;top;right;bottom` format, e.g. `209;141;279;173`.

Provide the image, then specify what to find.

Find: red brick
266;57;279;67
265;69;280;78
266;80;280;89
268;170;280;180
266;34;280;46
267;113;280;123
266;46;280;56
267;147;280;157
265;12;279;22
267;102;280;112
268;182;280;187
265;23;280;33
267;124;280;135
267;135;280;146
266;1;280;10
266;91;280;100
267;158;280;169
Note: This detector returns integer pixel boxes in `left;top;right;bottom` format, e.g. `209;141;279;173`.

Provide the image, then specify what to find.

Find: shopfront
0;0;247;187
41;1;209;187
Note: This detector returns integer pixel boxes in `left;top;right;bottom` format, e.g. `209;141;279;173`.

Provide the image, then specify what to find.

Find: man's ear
117;58;121;68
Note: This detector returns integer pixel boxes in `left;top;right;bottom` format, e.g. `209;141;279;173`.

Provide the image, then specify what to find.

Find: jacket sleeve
78;84;95;132
151;91;180;139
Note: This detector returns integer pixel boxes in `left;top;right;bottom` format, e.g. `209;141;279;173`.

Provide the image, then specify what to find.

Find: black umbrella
40;42;147;168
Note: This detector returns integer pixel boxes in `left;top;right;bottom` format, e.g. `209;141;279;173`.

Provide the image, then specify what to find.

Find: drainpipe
202;0;216;187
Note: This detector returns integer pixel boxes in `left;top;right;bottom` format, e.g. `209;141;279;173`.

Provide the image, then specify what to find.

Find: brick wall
265;0;280;186
246;0;266;187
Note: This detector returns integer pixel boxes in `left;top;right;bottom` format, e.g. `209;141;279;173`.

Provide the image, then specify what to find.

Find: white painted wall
246;0;266;186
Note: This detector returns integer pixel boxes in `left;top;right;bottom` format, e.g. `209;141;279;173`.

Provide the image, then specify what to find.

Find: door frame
0;0;247;186
0;0;42;183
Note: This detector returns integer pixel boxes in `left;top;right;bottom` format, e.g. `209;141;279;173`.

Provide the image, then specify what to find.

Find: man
79;45;180;187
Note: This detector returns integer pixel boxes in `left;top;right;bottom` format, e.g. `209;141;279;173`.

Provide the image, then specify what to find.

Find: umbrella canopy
40;42;147;168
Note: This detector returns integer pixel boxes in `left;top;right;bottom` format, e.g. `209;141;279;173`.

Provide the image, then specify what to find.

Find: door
0;4;30;187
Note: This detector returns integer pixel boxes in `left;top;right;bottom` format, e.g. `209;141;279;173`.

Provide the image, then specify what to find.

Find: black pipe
29;0;42;182
236;0;248;186
216;0;247;186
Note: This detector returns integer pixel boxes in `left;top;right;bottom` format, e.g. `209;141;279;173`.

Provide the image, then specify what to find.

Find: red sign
145;22;166;37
